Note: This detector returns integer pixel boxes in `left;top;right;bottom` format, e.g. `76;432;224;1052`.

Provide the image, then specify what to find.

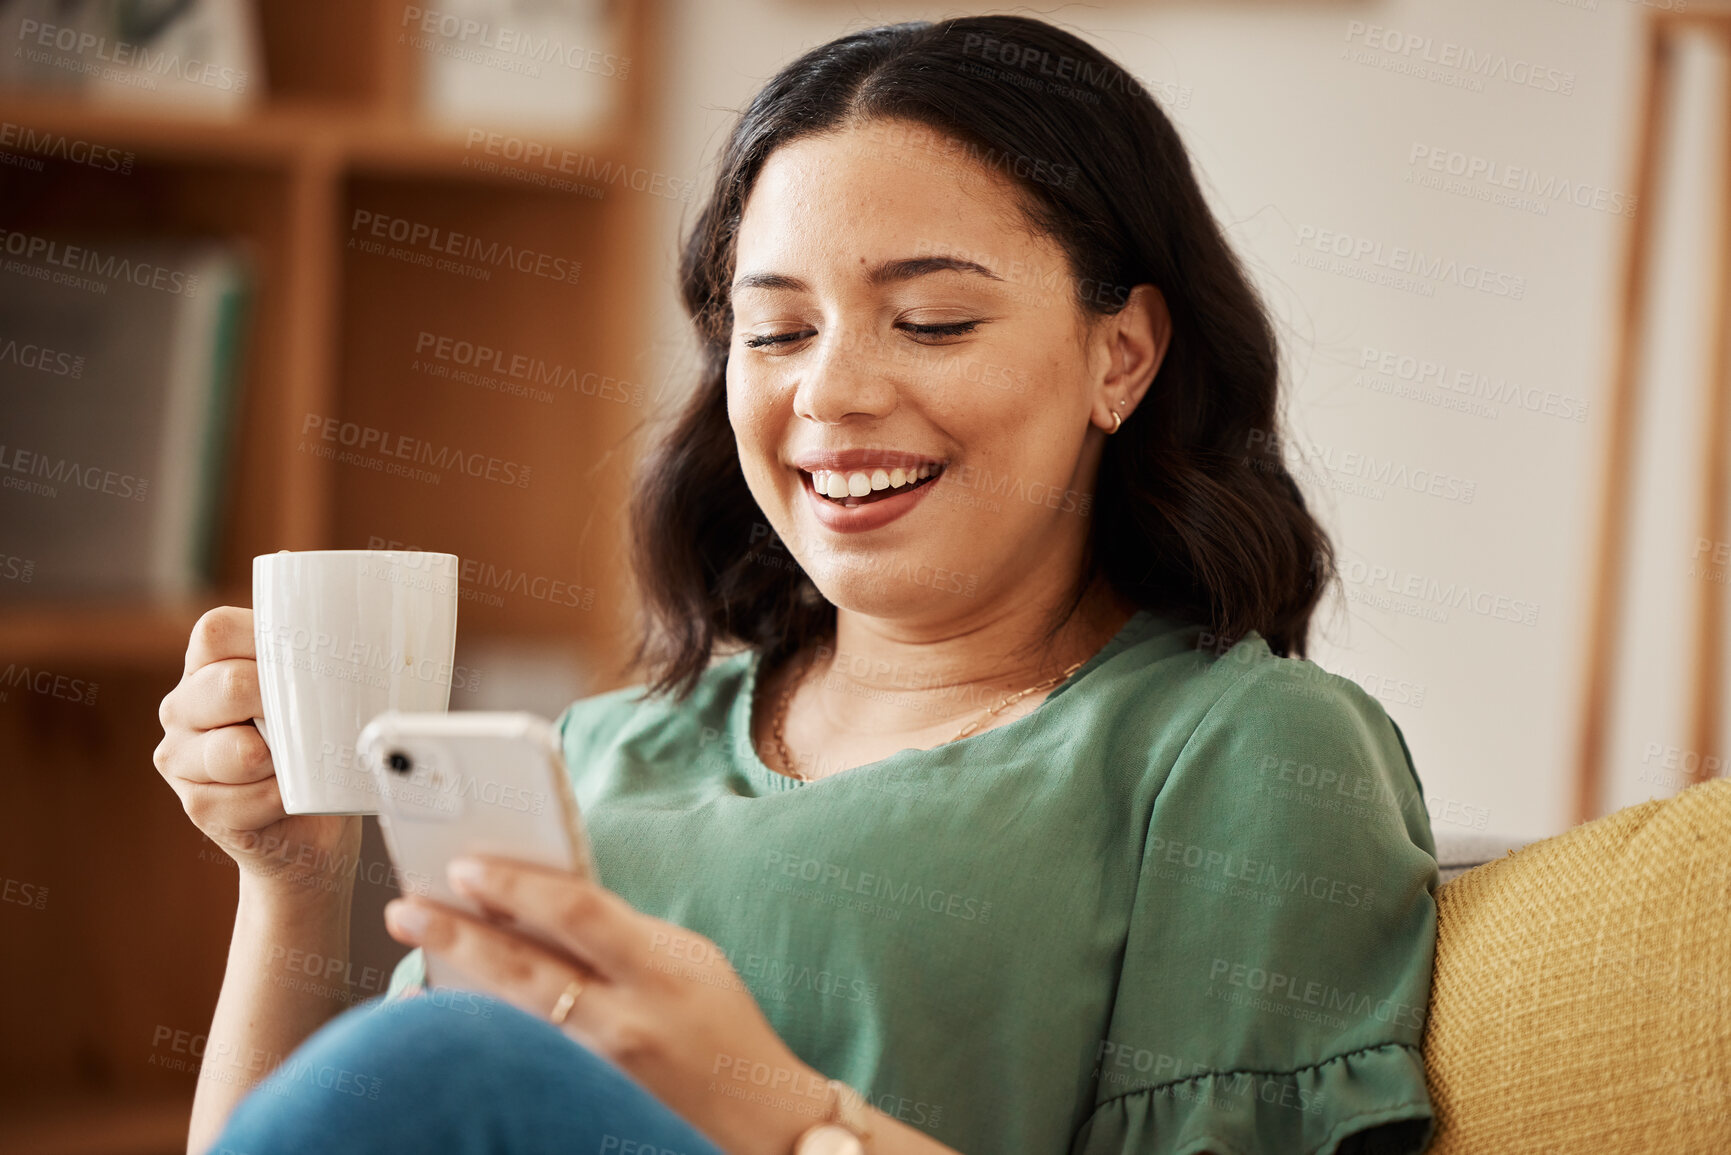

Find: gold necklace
768;645;1087;781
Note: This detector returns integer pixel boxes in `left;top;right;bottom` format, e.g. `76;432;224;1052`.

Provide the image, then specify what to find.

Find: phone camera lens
386;751;413;774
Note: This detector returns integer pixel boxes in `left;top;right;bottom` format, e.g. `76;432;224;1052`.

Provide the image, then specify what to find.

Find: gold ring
549;977;584;1025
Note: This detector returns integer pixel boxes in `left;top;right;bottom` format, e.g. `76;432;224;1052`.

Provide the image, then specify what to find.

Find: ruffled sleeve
1074;1044;1433;1155
1071;651;1439;1155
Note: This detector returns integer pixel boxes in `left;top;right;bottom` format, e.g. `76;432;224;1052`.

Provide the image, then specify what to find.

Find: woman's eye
901;320;981;339
741;329;815;349
739;319;981;350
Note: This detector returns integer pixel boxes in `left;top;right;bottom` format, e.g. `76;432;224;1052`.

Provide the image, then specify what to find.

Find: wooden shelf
0;591;245;667
0;91;630;181
0;0;663;1136
0;1094;190;1155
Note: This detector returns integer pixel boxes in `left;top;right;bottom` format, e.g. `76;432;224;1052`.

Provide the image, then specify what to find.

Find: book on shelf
409;0;625;133
0;237;254;602
0;0;264;113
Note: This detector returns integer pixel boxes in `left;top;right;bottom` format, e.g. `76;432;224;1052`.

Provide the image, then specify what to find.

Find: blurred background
2;0;1727;1149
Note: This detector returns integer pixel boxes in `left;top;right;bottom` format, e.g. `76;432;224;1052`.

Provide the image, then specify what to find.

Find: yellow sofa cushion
1421;777;1731;1151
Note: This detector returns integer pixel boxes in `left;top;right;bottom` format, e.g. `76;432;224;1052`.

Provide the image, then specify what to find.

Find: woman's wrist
784;1080;876;1154
725;1069;956;1155
236;866;354;934
231;873;357;1017
842;1103;963;1155
234;838;360;908
707;1061;830;1155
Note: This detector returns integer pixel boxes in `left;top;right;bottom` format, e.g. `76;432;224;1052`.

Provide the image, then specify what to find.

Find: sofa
1420;778;1730;1151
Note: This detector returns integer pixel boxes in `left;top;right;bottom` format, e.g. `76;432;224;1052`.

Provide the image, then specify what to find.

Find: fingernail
387;900;429;940
448;857;485;893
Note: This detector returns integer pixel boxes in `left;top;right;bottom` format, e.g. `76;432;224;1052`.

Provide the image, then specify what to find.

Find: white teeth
807;463;942;502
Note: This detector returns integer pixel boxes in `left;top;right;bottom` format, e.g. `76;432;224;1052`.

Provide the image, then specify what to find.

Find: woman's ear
1092;284;1170;429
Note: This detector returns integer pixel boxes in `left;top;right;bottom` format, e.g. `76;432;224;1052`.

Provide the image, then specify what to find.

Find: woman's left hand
384;856;830;1155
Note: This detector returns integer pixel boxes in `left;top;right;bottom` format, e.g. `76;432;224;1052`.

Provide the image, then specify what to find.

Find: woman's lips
799;466;944;532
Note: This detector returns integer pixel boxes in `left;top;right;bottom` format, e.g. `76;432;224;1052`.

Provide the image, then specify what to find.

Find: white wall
631;0;1729;839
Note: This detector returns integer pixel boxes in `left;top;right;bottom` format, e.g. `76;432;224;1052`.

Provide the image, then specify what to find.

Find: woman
155;14;1438;1155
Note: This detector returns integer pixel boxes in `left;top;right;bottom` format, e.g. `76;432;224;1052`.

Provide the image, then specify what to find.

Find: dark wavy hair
626;14;1336;701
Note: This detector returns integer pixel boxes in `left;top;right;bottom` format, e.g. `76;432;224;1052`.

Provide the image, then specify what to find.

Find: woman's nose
791;326;900;424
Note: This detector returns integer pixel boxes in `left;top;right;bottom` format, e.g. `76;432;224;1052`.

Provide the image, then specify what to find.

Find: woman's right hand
154;606;361;902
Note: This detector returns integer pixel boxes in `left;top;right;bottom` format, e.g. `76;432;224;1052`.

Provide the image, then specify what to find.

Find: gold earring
1107;402;1124;435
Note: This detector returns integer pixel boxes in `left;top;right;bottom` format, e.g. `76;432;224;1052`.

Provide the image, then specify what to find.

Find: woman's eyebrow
732;254;1004;294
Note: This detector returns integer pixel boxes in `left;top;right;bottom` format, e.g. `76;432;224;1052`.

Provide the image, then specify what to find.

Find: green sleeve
382;945;426;1001
554;695;578;759
1074;652;1439;1155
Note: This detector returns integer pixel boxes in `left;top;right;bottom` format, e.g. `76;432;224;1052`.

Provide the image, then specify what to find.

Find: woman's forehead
737;130;1049;271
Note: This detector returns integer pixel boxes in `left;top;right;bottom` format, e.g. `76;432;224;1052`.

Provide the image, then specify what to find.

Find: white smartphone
356;710;599;991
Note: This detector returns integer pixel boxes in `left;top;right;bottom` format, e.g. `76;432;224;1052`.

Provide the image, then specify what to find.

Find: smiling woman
642;26;1339;704
164;14;1438;1155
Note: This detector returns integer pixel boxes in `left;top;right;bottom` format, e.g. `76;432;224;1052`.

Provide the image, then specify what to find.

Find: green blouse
386;609;1439;1155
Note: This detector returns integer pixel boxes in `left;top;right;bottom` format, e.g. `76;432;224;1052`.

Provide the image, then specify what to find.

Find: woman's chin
801;561;980;621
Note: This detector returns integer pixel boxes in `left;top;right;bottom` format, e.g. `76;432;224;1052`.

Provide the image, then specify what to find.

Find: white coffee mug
252;550;460;815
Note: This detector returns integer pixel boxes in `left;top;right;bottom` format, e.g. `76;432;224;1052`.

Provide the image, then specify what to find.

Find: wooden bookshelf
0;590;247;667
0;91;635;176
0;0;665;1148
0;1096;190;1155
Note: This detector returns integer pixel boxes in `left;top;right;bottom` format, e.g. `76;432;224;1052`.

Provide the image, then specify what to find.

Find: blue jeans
209;990;729;1155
